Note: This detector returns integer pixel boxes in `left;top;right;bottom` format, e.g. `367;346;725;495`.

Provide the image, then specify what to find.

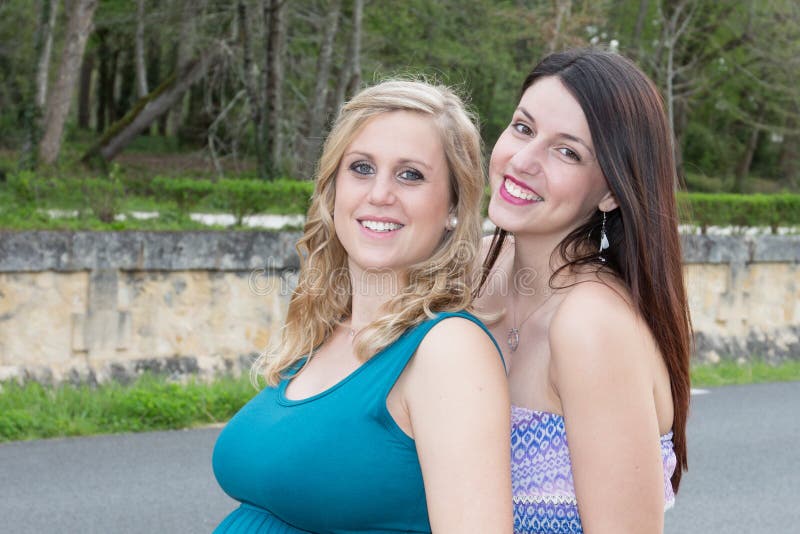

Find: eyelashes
510;121;582;162
348;160;425;182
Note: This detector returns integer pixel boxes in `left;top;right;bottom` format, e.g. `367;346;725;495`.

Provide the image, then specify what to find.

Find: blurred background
0;0;798;196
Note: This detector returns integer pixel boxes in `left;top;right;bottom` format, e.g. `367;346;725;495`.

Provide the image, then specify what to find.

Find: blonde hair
254;79;486;386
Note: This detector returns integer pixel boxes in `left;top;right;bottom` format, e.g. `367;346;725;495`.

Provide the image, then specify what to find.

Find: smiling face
333;111;452;280
488;76;617;243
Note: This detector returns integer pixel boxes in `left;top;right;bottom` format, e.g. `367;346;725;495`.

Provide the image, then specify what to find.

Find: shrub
680;193;800;232
81;165;126;223
6;170;39;206
151;176;215;214
211;178;313;225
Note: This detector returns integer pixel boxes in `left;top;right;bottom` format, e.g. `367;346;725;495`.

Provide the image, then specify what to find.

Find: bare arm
550;284;666;534
404;317;513;532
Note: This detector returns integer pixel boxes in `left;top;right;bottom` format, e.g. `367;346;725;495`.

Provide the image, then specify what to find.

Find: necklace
507;289;554;353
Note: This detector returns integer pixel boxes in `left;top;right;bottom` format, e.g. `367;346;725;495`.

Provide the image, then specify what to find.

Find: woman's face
333;110;452;280
488;76;615;241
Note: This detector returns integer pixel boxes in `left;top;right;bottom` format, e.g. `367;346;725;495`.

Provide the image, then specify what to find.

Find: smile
501;176;544;203
359;219;404;232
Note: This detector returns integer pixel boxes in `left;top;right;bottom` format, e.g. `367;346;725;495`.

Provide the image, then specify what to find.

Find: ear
598;190;618;212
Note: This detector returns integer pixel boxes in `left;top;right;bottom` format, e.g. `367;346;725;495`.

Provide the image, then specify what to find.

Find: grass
0;373;259;443
1;360;798;443
690;359;800;387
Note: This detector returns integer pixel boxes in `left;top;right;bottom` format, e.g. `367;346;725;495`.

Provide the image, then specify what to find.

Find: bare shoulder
415;316;504;374
549;279;653;378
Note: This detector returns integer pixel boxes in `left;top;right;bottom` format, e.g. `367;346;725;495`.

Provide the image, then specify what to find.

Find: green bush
211;178;314;225
680;193;800;232
6;170;39;206
151;176;215;213
81;176;125;223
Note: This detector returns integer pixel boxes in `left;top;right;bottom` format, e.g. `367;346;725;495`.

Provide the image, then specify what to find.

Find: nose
367;172;396;205
508;138;544;177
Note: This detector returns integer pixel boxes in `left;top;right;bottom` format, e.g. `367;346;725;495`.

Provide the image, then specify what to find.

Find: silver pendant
507;327;520;353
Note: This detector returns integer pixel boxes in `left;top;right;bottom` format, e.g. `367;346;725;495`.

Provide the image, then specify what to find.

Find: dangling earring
599;210;609;261
446;213;458;231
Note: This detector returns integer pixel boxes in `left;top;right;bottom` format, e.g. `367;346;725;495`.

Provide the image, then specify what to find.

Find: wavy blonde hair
254;79;486;386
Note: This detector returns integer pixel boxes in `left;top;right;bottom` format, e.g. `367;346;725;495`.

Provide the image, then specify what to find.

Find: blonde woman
212;80;513;533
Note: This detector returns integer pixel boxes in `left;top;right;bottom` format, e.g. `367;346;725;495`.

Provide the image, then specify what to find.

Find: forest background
1;0;799;218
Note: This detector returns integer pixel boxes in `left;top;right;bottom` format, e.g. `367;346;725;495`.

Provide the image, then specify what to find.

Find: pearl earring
446;214;458;231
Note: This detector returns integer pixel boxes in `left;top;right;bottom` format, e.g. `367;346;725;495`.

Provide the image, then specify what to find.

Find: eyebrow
517;107;596;159
345;151;432;170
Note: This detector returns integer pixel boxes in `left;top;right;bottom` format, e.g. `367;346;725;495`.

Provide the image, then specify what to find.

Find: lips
499;175;544;205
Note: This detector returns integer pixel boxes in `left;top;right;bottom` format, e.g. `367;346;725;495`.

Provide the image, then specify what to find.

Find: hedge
2;173;800;231
677;193;800;232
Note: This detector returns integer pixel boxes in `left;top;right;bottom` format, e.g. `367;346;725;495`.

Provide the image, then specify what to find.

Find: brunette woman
477;49;691;533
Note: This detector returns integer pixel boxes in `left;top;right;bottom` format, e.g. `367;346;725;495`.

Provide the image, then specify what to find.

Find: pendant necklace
507;289;555;353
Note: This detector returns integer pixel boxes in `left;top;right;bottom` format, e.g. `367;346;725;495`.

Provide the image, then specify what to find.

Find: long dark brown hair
481;49;691;492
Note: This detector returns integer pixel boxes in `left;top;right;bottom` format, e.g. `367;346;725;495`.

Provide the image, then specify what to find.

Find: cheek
489;136;514;176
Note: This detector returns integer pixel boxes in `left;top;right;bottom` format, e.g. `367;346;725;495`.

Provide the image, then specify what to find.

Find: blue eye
512;122;533;136
558;147;581;162
398;168;424;182
350;161;374;175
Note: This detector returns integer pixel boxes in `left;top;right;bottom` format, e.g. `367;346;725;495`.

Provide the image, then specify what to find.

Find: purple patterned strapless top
511;405;676;534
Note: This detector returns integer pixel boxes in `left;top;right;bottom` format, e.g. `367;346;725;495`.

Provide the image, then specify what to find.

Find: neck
348;266;405;331
510;232;563;303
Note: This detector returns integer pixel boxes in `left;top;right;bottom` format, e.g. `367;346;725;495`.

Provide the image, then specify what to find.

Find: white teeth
360;220;403;232
504;178;543;201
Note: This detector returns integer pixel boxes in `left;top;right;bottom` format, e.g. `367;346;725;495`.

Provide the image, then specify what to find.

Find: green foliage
690;360;800;388
151;176;215;213
6;170;39;206
81;164;126;223
0;373;258;442
681;193;800;232
210;178;314;225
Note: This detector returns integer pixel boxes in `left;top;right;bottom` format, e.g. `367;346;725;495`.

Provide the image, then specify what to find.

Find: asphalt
1;381;798;533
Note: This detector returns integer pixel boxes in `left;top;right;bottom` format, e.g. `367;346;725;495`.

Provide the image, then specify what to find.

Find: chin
487;200;522;234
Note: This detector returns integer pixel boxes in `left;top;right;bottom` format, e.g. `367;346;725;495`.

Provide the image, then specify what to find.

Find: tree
81;44;225;165
135;0;148;98
39;0;98;165
297;0;342;177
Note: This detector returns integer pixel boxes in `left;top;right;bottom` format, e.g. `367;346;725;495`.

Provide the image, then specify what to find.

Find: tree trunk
299;0;342;176
332;0;363;113
36;0;59;109
116;49;136;121
264;0;287;173
632;0;649;59
39;0;98;165
547;0;571;53
77;51;94;129
95;29;110;132
167;0;199;136
135;0;149;98
779;109;798;188
81;45;224;165
238;0;266;178
19;0;60;169
733;125;760;193
146;35;168;135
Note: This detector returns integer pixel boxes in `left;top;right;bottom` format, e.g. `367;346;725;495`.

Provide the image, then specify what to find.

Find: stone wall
0;231;798;383
683;235;800;364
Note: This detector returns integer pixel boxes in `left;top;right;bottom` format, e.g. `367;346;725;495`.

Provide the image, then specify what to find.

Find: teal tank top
212;311;502;534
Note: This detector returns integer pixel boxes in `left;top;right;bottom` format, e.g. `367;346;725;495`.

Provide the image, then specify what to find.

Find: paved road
664;381;800;533
1;381;798;533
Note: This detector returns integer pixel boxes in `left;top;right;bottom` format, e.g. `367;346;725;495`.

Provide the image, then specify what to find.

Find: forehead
519;77;592;142
345;111;445;161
